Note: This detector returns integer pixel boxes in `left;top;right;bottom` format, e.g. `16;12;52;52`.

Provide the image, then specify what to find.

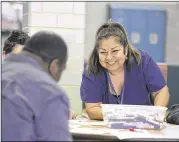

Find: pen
129;128;144;133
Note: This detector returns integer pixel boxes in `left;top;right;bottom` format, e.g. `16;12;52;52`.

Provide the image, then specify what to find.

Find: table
70;119;179;141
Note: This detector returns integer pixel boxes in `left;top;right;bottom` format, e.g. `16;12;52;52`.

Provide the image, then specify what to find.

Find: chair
157;63;168;81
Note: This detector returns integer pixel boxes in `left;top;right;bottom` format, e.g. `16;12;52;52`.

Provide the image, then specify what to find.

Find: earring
125;56;128;60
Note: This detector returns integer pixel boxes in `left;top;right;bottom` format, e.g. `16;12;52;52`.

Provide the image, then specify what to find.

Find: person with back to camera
2;30;77;120
2;31;72;141
80;21;170;120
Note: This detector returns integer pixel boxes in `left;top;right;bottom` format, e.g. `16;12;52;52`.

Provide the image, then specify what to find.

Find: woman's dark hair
23;31;68;69
3;30;30;54
87;21;141;75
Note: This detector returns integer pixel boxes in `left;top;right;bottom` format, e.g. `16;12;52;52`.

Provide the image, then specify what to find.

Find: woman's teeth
107;62;115;65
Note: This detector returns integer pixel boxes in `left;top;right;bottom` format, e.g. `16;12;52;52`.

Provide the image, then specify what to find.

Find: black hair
87;21;141;75
3;30;30;54
23;31;68;69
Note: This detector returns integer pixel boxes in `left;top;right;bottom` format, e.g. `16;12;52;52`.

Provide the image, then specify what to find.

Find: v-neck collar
105;65;127;104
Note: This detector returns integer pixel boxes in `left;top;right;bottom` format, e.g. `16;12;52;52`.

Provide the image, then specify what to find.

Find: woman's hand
69;110;78;120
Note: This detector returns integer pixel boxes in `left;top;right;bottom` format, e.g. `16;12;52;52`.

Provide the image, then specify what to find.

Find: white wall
23;2;86;114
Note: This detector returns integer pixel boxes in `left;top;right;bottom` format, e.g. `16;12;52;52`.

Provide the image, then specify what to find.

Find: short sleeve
80;69;104;103
143;52;166;92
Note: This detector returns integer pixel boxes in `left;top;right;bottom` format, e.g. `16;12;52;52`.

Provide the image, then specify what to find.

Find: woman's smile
106;61;116;65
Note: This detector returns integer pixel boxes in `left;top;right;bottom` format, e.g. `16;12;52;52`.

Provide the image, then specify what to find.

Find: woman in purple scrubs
80;21;170;120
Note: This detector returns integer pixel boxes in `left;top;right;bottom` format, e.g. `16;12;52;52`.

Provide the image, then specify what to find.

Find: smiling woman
80;21;170;120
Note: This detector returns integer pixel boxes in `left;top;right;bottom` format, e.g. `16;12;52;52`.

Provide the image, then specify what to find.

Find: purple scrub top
80;50;166;105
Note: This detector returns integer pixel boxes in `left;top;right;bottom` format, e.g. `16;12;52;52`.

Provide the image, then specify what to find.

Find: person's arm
69;109;77;119
2;85;36;141
80;69;104;120
36;93;72;141
152;85;169;107
143;52;170;107
85;102;103;120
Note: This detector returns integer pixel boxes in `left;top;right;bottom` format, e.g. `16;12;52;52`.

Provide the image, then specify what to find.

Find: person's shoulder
3;60;67;99
82;66;106;84
138;49;153;67
139;49;152;61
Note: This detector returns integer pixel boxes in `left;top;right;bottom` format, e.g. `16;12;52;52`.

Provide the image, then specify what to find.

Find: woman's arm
142;52;170;107
80;68;105;120
85;102;103;120
152;85;170;107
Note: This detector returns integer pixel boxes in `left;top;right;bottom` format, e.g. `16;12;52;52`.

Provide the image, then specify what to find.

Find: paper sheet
110;129;163;140
70;127;111;135
162;124;179;139
69;120;107;126
110;125;179;140
81;121;107;126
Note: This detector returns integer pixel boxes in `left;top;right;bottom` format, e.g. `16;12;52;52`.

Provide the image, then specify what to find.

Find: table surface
70;118;179;141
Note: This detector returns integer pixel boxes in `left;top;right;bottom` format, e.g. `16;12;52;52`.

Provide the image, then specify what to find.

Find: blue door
110;8;131;38
129;9;148;50
147;10;166;62
109;4;167;63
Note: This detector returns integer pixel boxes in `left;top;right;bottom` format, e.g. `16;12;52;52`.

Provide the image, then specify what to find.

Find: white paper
70;127;111;135
69;119;88;125
110;129;163;140
162;124;179;139
110;124;179;140
69;119;107;126
81;121;107;126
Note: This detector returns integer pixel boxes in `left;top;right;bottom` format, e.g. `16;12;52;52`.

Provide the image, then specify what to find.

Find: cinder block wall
22;2;86;114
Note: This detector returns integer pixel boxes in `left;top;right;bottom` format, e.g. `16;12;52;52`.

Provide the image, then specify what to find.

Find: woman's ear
125;44;128;57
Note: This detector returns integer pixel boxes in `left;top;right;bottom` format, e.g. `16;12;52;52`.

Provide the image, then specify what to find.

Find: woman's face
98;36;127;72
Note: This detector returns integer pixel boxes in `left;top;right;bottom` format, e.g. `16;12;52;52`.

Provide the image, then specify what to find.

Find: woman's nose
106;52;113;60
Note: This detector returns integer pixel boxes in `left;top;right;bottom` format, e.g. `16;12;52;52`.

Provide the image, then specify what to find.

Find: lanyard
106;72;123;104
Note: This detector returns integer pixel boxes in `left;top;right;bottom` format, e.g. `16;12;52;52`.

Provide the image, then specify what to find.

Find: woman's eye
100;52;106;54
113;50;119;53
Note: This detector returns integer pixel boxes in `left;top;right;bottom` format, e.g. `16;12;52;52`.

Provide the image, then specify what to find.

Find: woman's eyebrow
99;46;120;51
99;48;106;51
111;46;119;50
